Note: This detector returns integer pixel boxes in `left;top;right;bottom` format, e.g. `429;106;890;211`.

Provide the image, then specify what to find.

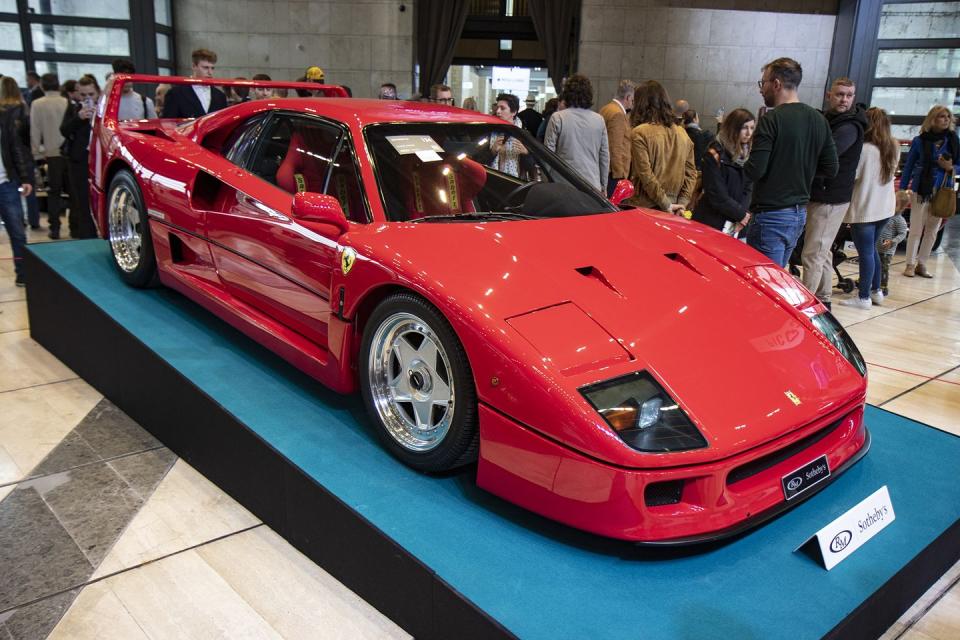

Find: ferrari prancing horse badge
341;247;356;275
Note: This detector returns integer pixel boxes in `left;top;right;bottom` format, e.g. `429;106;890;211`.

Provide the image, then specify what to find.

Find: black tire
359;292;479;472
107;169;158;288
840;279;855;293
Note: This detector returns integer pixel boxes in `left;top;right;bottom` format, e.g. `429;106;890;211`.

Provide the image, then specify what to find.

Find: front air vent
575;265;624;297
133;128;174;141
645;480;684;507
727;417;846;486
664;252;705;278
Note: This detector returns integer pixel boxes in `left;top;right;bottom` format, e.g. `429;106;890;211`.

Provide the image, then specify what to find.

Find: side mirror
292;192;349;235
609;179;635;206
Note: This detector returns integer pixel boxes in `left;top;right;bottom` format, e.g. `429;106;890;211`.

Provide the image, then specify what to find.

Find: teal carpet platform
25;240;960;640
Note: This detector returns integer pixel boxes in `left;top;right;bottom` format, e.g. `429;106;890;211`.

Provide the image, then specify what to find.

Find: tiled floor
1;218;958;639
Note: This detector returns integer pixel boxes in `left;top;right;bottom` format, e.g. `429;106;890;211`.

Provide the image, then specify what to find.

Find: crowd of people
479;56;958;309
1;50;957;304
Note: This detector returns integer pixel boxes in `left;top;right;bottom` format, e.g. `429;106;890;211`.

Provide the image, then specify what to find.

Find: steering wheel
498;181;537;211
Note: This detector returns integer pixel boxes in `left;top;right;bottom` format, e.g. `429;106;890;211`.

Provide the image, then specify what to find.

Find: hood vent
664;252;706;278
575;266;624;297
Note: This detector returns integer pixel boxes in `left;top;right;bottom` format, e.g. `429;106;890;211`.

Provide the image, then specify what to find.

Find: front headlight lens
811;312;866;376
581;372;708;452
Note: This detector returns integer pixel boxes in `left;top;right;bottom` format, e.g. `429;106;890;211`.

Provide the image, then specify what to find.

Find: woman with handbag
691;108;755;234
898;105;959;278
840;108;898;309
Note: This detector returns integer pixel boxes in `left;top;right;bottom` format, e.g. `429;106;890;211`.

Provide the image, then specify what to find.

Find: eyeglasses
430;97;455;105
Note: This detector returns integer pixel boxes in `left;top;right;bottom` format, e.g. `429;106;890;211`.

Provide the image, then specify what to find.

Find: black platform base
24;242;960;640
24;246;511;640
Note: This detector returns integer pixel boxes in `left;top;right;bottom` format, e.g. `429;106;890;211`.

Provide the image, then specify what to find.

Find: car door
203;112;352;348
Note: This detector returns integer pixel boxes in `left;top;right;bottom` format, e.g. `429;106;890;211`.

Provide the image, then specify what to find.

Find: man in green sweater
744;58;838;268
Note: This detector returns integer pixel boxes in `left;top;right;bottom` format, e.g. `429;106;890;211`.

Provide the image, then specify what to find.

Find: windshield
365;123;617;222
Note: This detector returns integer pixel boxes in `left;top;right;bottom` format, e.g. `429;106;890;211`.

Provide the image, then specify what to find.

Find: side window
223;115;266;166
325;140;369;224
248;115;341;193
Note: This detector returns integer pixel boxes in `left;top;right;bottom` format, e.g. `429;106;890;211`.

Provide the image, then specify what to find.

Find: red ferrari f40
89;76;869;543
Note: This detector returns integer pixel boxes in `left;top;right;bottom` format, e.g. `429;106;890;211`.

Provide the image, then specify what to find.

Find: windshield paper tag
386;135;444;156
415;150;442;162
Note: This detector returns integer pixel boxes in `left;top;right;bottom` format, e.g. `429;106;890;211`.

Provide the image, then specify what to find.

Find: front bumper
475;402;869;543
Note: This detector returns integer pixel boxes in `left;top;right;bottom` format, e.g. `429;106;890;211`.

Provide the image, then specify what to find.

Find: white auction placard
803;485;895;570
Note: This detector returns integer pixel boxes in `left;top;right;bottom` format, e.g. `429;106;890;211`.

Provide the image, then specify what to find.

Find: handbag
930;171;956;219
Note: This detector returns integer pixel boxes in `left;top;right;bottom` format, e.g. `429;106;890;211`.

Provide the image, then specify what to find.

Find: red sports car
90;76;869;543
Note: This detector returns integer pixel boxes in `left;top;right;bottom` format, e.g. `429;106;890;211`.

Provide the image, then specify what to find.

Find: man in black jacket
161;48;226;118
682;109;716;170
59;75;99;239
800;78;868;308
0;101;35;286
25;71;42;104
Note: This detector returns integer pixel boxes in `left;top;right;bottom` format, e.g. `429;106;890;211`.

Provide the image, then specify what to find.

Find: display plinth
25;241;960;640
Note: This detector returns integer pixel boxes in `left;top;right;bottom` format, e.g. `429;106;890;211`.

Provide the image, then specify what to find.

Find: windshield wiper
411;211;540;223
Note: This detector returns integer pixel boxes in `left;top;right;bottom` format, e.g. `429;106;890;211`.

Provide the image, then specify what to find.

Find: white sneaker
840;296;872;309
870;290;884;305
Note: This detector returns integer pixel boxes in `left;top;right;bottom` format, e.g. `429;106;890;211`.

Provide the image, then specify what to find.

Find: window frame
240;110;372;224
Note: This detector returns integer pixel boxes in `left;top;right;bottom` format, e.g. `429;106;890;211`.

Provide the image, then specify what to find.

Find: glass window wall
872;87;959;117
35;60;114;85
878;2;960;40
155;0;172;27
157;33;170;60
0;1;171;93
891;124;919;141
0;21;21;51
0;58;25;85
31;24;129;56
26;0;129;20
875;49;960;78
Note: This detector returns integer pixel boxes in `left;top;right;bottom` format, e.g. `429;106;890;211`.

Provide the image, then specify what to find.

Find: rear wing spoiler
100;73;349;124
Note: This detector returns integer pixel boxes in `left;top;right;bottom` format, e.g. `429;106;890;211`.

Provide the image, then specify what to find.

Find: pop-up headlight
810;312;867;376
581;372;708;452
742;265;866;377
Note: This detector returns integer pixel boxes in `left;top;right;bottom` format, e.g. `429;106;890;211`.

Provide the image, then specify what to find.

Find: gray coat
544;107;610;193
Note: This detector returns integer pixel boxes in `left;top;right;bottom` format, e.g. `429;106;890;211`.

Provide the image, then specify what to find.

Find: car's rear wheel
360;293;478;472
108;169;158;287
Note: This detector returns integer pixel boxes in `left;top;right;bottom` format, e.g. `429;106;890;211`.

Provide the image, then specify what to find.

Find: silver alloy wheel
368;312;455;452
108;183;142;273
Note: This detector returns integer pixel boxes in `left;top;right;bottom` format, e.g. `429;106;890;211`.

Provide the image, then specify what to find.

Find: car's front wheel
107;169;158;287
360;293;478;472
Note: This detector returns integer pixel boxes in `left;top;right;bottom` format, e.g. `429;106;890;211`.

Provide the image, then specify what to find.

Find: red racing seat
401;156;487;219
276;130;331;194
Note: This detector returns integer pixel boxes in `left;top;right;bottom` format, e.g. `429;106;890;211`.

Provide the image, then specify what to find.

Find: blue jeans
747;205;807;268
849;219;886;300
25;190;39;227
0;180;26;278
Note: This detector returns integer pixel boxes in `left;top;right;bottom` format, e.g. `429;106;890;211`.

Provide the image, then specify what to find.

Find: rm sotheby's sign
799;486;895;570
